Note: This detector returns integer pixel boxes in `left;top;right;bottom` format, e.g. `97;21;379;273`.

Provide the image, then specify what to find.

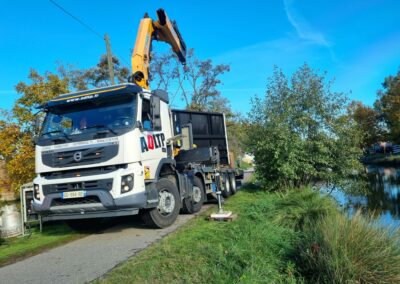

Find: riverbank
95;186;400;283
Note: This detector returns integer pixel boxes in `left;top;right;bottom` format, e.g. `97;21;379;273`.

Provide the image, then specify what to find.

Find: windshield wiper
41;130;72;141
83;124;117;135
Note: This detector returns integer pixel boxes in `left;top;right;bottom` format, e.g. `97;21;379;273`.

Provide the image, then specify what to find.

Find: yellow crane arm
130;9;187;89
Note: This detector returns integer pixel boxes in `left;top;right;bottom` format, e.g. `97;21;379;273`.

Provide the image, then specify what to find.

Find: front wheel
182;176;205;214
141;178;181;228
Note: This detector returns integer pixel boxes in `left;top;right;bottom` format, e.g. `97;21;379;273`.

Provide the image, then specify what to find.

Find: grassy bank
0;222;83;267
96;187;400;284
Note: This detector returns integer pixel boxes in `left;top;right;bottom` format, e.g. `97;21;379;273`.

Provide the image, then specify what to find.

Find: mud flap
145;182;159;208
177;173;193;202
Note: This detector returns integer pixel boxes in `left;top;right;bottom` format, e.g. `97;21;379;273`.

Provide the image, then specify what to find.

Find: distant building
242;153;254;165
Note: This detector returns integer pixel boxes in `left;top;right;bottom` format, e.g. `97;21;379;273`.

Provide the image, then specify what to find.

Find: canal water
328;165;400;227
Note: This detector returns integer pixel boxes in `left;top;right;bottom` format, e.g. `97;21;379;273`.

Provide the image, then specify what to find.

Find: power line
48;0;131;68
49;0;103;39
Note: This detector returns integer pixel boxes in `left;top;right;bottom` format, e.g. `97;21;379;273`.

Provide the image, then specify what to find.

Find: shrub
246;64;363;190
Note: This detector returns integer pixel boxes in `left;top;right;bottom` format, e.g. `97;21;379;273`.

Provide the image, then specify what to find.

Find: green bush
246;64;363;190
299;211;400;283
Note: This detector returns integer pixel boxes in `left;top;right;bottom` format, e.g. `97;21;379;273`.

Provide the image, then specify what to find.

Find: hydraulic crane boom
130;9;187;89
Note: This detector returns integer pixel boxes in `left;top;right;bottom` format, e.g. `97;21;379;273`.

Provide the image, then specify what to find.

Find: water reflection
327;166;400;226
366;166;400;217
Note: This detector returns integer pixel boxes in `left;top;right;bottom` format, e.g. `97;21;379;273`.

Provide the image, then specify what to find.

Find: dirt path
0;206;212;284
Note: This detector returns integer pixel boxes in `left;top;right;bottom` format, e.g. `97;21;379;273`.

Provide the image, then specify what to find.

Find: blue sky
0;0;399;114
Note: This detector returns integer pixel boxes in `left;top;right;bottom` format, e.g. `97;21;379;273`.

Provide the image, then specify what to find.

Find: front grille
54;147;105;166
41;165;126;180
41;142;119;168
51;196;101;207
42;178;113;195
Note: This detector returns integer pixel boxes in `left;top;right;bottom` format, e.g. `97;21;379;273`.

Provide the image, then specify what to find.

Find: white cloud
283;0;330;47
283;0;337;63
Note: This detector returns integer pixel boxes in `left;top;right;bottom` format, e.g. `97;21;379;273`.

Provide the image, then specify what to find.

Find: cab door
139;95;167;180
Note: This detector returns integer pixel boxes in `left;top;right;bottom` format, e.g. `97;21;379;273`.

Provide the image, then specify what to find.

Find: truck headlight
121;174;134;193
34;184;40;200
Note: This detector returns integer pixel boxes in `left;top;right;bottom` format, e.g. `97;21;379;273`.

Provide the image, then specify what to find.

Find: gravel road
0;206;211;284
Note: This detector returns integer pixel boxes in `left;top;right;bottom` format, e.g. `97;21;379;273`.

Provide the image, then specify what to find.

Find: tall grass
271;189;336;230
299;211;400;283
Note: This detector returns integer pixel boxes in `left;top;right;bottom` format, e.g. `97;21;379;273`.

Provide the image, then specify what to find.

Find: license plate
62;190;86;199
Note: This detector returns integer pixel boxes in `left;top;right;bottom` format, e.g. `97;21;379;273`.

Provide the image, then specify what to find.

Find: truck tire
221;173;231;198
229;173;237;195
182;176;205;214
141;178;181;228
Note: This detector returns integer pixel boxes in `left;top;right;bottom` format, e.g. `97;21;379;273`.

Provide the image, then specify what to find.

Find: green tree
375;68;400;143
61;54;130;91
246;64;363;190
349;101;386;148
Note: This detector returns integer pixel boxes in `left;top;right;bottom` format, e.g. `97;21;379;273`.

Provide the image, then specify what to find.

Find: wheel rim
192;186;202;203
158;189;175;215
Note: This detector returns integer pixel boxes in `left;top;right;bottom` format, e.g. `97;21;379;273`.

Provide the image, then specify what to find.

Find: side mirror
150;96;162;130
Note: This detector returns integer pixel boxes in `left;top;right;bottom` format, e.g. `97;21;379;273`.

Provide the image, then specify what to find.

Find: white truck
32;84;242;228
32;9;242;228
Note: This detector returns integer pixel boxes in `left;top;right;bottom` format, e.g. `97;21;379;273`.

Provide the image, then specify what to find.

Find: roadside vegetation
0;222;83;267
95;187;400;283
245;64;364;191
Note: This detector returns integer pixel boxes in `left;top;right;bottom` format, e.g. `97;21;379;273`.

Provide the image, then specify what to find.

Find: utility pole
104;34;115;85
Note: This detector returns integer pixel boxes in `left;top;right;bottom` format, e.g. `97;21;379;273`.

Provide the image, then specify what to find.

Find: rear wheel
229;173;237;195
221;173;231;198
182;176;205;214
141;178;181;228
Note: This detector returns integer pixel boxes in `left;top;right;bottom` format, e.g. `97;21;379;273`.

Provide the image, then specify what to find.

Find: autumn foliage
0;70;69;192
0;55;128;193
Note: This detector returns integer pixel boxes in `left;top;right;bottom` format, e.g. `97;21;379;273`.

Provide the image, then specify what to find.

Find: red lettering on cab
147;135;154;149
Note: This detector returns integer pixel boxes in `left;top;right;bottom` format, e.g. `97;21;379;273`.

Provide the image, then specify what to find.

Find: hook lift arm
129;9;187;89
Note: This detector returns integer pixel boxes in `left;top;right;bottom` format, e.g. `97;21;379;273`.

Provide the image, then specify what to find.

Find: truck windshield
41;96;136;139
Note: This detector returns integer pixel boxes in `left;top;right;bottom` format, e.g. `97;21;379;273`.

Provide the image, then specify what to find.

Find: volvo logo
73;183;82;189
73;151;82;162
